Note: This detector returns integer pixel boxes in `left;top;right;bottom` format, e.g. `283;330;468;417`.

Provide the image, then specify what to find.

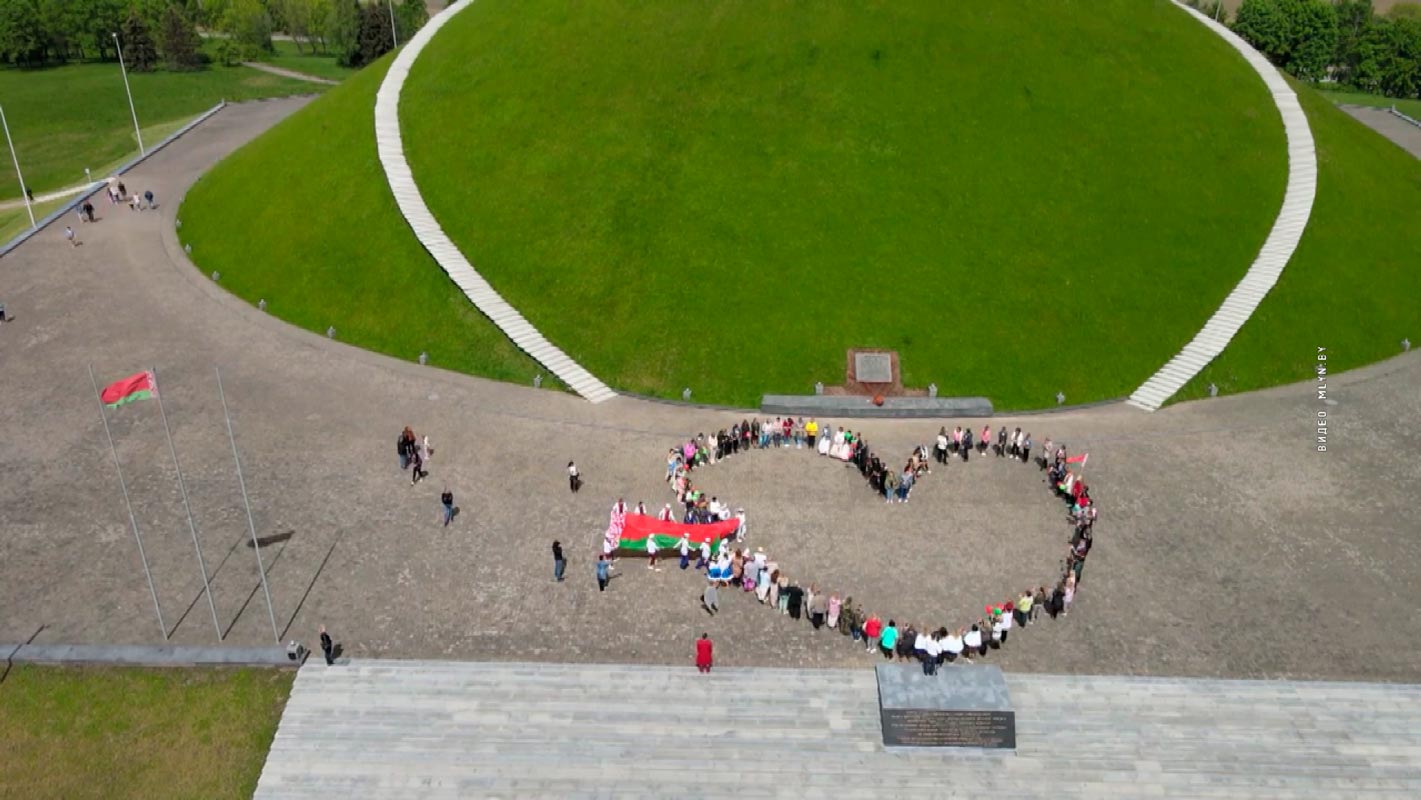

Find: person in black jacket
319;625;335;666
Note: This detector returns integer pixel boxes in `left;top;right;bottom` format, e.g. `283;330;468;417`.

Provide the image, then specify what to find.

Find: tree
224;0;273;58
76;0;127;61
328;0;361;66
354;1;392;67
394;0;428;44
160;4;202;70
0;0;51;65
119;7;159;71
1332;0;1373;85
1286;0;1338;81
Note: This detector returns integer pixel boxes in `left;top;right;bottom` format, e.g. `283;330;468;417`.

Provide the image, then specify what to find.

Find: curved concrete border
1127;2;1317;411
373;0;616;403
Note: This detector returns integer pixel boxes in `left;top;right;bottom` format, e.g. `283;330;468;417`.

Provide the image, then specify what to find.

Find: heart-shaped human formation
605;417;1099;666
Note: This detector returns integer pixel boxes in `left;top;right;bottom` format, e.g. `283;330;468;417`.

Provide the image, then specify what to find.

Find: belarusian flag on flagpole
1065;453;1089;465
100;370;156;408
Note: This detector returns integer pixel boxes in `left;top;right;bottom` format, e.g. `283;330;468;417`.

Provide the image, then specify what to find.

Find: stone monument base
875;663;1015;749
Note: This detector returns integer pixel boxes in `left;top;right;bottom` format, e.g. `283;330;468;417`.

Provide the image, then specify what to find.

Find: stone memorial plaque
854;352;894;384
875;663;1015;749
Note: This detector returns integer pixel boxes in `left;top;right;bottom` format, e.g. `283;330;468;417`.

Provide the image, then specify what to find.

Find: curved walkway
373;0;616;404
1127;2;1318;411
241;61;338;86
2;90;1420;684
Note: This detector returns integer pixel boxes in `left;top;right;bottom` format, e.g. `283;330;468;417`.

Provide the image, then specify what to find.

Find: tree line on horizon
0;0;428;71
1187;0;1421;101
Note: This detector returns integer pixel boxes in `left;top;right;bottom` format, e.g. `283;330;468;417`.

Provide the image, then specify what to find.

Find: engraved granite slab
854;352;894;384
876;663;1015;749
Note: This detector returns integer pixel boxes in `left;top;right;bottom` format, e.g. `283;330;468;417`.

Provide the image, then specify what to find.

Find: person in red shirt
862;614;883;654
695;633;714;673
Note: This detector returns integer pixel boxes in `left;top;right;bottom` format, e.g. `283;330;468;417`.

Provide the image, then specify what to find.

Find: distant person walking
319;625;335;666
595;555;610;592
702;582;719;615
552;540;566;582
143;189;155;209
410;446;425;485
568;461;581;493
437;485;454;528
64;226;79;247
695;633;714;673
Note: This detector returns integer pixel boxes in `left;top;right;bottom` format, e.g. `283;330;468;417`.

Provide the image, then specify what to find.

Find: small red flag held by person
1065;453;1089;465
100;370;156;408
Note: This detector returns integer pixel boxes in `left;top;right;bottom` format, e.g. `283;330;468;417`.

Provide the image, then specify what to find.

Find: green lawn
0;196;71;245
399;0;1287;408
179;56;549;387
0;665;291;800
0;62;320;199
1178;83;1421;402
263;39;357;82
1320;89;1421;120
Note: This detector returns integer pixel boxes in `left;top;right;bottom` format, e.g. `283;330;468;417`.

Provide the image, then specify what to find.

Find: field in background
0;63;319;199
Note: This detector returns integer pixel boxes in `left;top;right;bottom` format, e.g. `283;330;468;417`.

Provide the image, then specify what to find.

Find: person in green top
879;620;899;660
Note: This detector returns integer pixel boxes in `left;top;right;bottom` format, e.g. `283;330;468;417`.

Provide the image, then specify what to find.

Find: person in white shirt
913;631;934;675
943;629;965;663
1000;604;1014;644
708;498;724;519
963;624;984;659
697;540;711;570
646;535;659;570
936;428;950;464
678;535;691;570
923;634;942;676
635;501;647;516
734;508;747;540
990;613;1005;649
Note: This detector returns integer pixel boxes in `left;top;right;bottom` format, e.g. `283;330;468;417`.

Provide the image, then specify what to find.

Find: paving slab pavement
1;98;1418;683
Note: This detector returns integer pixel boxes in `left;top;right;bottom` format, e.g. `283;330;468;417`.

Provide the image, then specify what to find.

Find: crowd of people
641;418;1102;672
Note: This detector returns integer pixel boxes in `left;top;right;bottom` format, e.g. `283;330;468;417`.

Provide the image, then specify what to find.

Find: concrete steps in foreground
254;659;1421;799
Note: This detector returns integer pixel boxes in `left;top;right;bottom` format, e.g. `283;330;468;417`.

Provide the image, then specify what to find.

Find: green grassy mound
399;0;1287;408
0;63;318;199
0;666;290;799
1179;84;1421;402
179;57;544;386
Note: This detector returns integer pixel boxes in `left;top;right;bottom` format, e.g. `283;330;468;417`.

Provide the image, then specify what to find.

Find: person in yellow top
1016;590;1034;627
805;418;819;449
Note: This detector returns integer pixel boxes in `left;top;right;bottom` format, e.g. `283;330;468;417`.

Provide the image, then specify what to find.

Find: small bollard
418;351;428;366
1208;383;1219;397
814;381;824;396
1404;338;1412;353
533;373;543;388
257;299;267;311
176;218;182;229
682;387;692;402
326;326;336;339
185;243;192;254
928;382;938;398
1056;391;1065;406
210;270;219;281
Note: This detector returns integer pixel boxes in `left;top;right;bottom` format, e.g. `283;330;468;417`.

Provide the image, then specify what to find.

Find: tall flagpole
88;364;167;640
0;104;35;228
389;0;399;48
112;32;145;156
152;367;223;640
216;367;280;643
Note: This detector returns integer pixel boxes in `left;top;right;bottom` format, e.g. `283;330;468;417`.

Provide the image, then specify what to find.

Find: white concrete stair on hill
1127;2;1318;412
373;0;616;404
253;660;1421;799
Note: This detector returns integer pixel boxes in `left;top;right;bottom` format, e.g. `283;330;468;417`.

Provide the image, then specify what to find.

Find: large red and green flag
100;370;156;408
615;514;740;554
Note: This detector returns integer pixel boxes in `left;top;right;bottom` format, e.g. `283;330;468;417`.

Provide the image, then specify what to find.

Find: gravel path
1;98;1418;682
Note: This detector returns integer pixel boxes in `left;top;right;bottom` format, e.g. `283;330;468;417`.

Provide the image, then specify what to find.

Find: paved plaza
1;99;1419;683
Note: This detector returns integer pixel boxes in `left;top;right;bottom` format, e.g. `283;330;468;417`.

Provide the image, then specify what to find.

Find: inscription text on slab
881;708;1016;749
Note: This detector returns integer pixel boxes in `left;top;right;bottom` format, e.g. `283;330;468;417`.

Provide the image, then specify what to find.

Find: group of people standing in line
647;418;1102;672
